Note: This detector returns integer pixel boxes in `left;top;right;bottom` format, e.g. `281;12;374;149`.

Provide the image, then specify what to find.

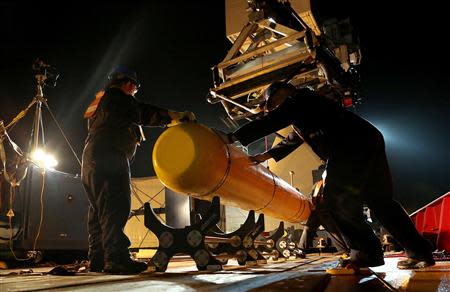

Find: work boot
326;252;385;275
104;258;148;274
88;255;104;272
88;261;104;273
347;250;385;268
397;257;435;269
340;254;384;268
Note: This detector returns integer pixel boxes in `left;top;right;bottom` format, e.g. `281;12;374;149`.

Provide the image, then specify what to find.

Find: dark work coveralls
233;88;432;262
81;87;172;264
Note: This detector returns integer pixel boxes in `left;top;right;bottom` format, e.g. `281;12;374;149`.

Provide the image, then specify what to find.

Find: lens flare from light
31;149;45;161
31;148;58;170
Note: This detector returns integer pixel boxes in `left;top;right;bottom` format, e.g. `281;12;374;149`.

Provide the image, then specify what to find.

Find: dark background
1;1;448;213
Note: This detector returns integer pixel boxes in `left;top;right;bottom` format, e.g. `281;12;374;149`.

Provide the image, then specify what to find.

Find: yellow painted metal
153;123;311;223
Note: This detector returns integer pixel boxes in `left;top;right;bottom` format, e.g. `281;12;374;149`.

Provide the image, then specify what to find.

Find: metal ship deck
1;253;449;291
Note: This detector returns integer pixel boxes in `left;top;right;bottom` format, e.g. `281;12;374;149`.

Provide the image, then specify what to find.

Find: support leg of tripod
41;99;81;167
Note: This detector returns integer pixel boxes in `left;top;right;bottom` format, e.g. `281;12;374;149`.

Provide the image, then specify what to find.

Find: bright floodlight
31;148;58;169
31;149;45;161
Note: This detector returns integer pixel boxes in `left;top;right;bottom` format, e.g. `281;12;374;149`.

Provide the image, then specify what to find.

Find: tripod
5;59;81;168
32;60;81;167
1;59;82;261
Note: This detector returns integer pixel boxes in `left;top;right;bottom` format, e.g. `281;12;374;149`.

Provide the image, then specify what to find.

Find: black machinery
208;0;361;122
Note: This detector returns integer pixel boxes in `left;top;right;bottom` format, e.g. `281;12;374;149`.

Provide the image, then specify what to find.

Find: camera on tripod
31;58;59;88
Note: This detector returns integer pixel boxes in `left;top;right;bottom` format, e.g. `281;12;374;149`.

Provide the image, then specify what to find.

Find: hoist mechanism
208;0;362;121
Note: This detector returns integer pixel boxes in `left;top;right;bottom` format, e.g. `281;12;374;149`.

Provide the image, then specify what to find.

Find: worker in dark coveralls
82;66;195;274
221;81;435;269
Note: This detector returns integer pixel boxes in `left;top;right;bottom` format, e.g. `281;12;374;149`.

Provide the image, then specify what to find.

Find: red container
410;192;450;251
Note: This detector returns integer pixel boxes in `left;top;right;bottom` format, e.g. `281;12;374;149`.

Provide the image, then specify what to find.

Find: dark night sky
1;1;449;213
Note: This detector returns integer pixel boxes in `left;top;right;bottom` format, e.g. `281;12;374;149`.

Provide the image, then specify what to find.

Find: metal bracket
256;220;285;260
144;196;223;272
206;211;267;266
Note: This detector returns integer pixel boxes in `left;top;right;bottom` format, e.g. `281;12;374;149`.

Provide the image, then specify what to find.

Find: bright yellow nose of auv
152;123;311;223
152;123;229;196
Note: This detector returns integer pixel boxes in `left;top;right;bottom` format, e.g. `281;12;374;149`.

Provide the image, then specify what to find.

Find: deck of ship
1;253;449;291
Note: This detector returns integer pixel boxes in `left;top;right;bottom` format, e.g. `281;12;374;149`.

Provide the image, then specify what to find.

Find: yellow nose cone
152;123;229;195
153;123;311;223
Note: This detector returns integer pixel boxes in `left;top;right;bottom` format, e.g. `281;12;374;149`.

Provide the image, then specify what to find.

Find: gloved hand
249;152;271;164
212;128;236;144
180;111;196;122
168;111;197;127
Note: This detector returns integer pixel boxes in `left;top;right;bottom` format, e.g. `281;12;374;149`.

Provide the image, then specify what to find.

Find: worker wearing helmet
81;65;195;274
221;81;435;270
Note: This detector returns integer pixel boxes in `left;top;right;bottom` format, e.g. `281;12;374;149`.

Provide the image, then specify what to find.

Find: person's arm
267;130;304;162
136;101;195;127
138;103;172;127
232;106;294;146
249;131;303;164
